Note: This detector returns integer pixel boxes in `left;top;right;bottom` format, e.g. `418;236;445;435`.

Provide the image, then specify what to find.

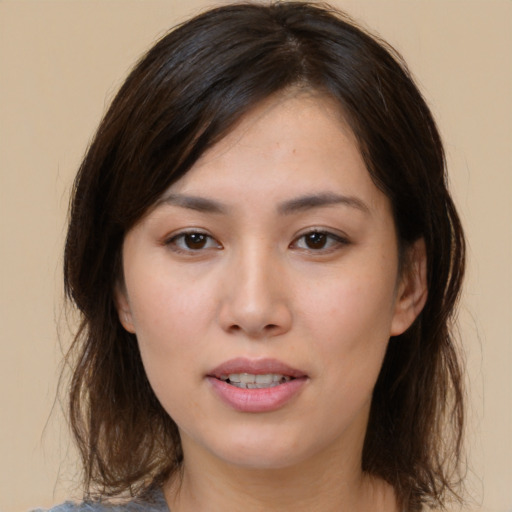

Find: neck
164;440;398;512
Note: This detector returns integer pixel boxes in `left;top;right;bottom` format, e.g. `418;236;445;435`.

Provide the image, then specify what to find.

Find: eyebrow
157;191;370;216
158;193;228;214
277;192;370;215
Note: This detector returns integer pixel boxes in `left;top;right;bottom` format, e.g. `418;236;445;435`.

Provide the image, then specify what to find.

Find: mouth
207;357;307;390
207;358;308;413
218;373;294;389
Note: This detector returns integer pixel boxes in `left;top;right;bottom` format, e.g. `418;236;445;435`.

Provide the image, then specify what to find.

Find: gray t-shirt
32;489;170;512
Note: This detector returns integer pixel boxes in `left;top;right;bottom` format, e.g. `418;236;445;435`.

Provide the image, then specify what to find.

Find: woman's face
117;92;424;473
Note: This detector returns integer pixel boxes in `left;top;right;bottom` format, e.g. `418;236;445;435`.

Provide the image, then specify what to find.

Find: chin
202;428;323;471
220;448;304;471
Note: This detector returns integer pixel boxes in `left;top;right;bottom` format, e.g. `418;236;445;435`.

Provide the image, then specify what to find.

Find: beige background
0;1;510;511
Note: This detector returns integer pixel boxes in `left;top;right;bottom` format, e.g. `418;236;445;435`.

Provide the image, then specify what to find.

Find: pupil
185;233;207;249
306;232;326;249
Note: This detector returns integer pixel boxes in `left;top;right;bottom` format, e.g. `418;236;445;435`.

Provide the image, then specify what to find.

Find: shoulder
31;489;169;512
31;503;103;512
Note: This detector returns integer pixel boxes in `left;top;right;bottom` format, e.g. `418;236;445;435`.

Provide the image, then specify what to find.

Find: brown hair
64;2;465;510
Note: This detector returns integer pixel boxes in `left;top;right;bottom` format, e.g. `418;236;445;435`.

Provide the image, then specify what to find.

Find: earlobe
390;238;428;336
114;284;136;333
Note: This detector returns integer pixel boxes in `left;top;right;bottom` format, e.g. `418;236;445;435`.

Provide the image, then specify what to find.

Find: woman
47;2;466;511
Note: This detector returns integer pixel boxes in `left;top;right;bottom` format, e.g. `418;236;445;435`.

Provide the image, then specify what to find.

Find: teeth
219;373;292;389
255;374;273;385
240;373;254;384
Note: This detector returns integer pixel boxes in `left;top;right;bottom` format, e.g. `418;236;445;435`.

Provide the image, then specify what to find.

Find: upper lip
208;357;307;379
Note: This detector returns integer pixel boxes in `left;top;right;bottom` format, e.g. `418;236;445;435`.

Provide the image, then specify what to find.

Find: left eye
166;232;222;252
292;231;348;251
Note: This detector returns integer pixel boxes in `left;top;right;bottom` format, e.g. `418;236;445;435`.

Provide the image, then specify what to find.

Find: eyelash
165;231;223;253
290;229;350;253
164;229;349;255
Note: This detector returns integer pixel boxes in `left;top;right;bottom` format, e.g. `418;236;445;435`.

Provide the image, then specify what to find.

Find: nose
218;244;293;339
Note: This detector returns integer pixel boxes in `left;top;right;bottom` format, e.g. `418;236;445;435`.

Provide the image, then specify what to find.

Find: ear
114;283;136;333
390;238;428;336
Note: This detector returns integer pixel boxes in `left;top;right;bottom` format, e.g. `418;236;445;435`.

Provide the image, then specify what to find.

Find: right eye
165;231;222;253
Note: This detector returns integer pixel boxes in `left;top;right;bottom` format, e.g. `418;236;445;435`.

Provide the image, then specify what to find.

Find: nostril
227;323;282;337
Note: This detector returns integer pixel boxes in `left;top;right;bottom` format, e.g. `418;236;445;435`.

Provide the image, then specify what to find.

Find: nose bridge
219;239;291;337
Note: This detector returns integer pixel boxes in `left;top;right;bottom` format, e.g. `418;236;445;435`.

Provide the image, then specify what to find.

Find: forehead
167;91;383;210
201;90;358;164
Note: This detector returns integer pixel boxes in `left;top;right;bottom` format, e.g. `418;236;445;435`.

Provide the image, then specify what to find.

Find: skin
116;91;427;512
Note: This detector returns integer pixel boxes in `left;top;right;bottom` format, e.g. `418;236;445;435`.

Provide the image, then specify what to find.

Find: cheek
299;267;397;342
296;264;397;393
124;268;216;393
128;263;214;339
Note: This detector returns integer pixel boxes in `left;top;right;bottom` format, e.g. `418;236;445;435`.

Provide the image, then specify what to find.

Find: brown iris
304;232;328;249
184;233;209;249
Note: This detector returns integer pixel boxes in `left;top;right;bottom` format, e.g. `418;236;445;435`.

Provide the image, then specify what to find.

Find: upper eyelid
164;228;212;241
289;229;351;252
164;229;222;249
162;227;350;247
293;227;350;241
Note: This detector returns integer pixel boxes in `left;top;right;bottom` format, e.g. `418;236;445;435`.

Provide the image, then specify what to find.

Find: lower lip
207;377;307;413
